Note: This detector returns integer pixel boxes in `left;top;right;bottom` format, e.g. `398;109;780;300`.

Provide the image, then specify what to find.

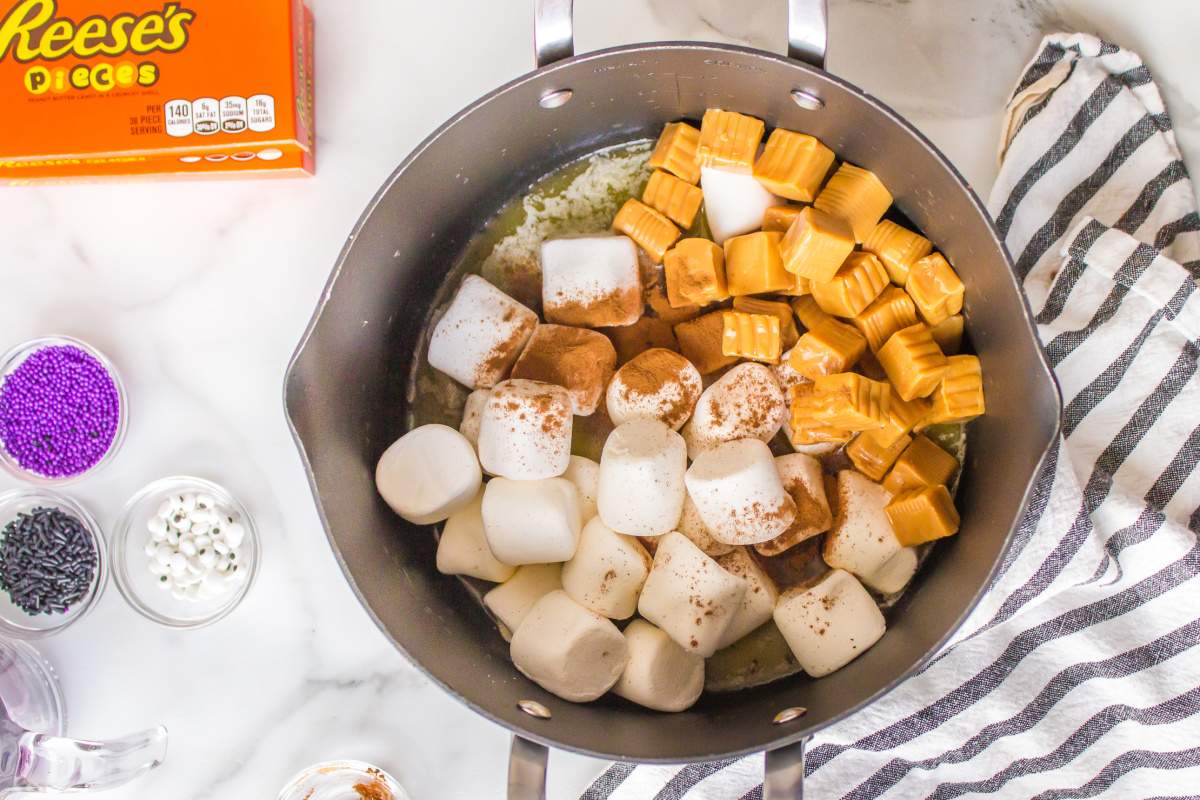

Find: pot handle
506;735;808;799
534;0;828;69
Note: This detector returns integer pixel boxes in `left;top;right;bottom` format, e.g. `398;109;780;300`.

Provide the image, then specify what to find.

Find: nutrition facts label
164;95;276;138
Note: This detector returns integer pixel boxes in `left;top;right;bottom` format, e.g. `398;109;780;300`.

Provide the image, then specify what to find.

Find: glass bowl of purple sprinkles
0;335;128;485
0;489;107;638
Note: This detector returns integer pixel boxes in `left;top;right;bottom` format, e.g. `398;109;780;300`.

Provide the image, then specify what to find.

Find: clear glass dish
277;761;409;800
0;489;107;639
0;335;129;486
111;476;259;629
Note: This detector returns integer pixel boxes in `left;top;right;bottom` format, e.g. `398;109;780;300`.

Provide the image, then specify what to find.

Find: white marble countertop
1;1;1197;798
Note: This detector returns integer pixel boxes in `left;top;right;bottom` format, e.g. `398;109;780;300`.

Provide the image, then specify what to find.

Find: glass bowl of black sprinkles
0;489;106;638
0;335;128;486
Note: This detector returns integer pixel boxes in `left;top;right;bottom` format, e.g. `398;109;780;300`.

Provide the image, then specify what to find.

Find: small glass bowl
277;761;409;800
0;489;108;639
112;476;259;629
0;335;129;486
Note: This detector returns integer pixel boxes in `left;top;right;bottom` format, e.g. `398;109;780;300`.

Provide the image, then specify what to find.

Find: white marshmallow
774;569;886;678
685;439;797;546
863;546;918;595
701;166;782;244
428;275;538;389
562;517;652;619
682;363;786;459
756;453;832;555
823;470;902;582
481;477;582;565
676;493;734;557
561;455;600;522
436;491;515;583
715;548;780;649
483;564;562;635
375;424;481;525
614;619;704;712
510;590;629;703
540;236;643;327
637;532;747;657
478;379;573;480
605;348;703;431
459;388;491;448
597;419;687;536
772;346;809;393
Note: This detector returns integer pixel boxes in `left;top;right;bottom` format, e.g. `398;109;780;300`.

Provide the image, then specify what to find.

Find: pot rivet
539;89;574;109
790;89;824;111
773;707;808;725
518;699;552;720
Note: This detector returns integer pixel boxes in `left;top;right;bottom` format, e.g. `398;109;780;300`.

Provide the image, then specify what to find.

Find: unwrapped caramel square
753;128;835;201
614;198;680;264
876;390;930;448
779;206;856;283
876;323;948;401
664;238;728;308
647;121;701;184
883;435;959;495
846;429;912;482
675;310;739;374
646;279;701;325
601;316;679;366
863;220;933;285
722;311;782;363
929;314;964;355
762;205;804;233
725;231;793;296
787;318;867;379
922;354;985;426
811;372;890;431
814;163;893;242
790;295;834;332
788;384;853;445
906;252;965;326
811;251;890;318
885;485;960;546
853;286;919;352
697;108;765;171
643;169;704;229
732;296;800;349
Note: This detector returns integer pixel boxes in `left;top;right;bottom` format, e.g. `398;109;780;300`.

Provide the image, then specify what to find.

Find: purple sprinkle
0;345;120;478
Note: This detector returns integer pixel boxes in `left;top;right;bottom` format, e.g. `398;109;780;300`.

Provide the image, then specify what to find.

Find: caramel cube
782;273;813;297
906;252;965;326
675;310;739;374
664;238;729;308
930;315;964;355
753;129;835;201
846;429;912;482
647;121;701;184
779;206;856;282
811;373;890;431
722;311;782;363
646;279;701;325
814;163;893;243
790;295;834;332
762;204;803;233
876;390;930;448
724;231;793;296
883;435;959;495
601;316;679;366
697;108;765;171
787;318;867;379
643;169;704;229
810;252;890;318
853;286;919;352
614;198;680;264
885;485;960;546
788;384;853;445
863;220;933;285
876;323;948;401
732;296;800;349
923;354;985;426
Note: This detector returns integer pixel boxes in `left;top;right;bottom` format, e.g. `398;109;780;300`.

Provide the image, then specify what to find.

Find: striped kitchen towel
584;32;1200;799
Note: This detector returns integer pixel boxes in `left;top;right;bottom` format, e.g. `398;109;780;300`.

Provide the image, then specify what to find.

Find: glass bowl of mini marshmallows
112;476;259;628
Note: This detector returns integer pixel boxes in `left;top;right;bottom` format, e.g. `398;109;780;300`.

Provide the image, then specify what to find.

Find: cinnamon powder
547;284;643;328
511;325;617;415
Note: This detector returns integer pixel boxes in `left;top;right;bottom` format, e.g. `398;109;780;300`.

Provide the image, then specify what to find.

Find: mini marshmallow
375;424;481;524
510;590;629;703
478;379;572;480
863;546;918;595
774;568;886;677
676;493;734;557
606;348;703;431
436;491;515;582
541;236;643;328
682;363;786;459
701;166;783;244
597;419;687;536
562;517;652;619
484;564;563;635
482;477;582;565
715;548;780;649
822;470;902;582
428;275;538;389
685;438;797;546
637;532;747;657
562;455;600;521
614;619;705;712
756;453;833;555
459;389;491;448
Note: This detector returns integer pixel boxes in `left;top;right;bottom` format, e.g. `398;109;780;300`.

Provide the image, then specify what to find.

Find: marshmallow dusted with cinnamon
428;275;538;389
605;348;703;431
561;517;652;619
681;363;787;460
597;419;688;536
685;438;797;545
511;324;617;416
477;379;572;480
774;569;886;678
541;236;643;327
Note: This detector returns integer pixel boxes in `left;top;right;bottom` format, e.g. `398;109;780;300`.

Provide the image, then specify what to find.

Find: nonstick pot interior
285;42;1061;762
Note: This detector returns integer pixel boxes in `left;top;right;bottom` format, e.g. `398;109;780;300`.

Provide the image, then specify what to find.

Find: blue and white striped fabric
583;32;1200;799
